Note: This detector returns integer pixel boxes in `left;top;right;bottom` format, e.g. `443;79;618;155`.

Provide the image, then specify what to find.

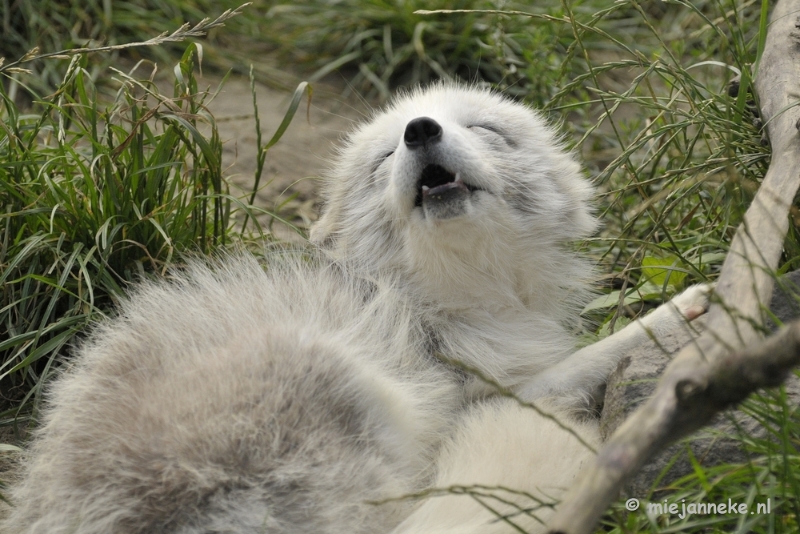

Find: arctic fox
2;85;709;534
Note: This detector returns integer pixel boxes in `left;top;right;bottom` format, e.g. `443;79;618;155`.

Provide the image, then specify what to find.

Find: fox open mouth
414;164;479;207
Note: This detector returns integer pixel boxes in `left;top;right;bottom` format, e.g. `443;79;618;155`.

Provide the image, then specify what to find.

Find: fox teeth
454;173;463;184
422;185;430;192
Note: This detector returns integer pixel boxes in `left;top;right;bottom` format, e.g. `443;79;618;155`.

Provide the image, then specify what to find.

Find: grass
1;0;266;95
0;46;226;424
0;14;310;434
2;0;798;531
1;0;606;104
569;1;769;298
266;0;602;104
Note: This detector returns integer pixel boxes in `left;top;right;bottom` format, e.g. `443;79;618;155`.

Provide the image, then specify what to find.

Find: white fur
2;84;709;534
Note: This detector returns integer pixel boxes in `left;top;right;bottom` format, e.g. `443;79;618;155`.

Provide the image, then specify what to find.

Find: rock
599;273;800;498
767;270;800;331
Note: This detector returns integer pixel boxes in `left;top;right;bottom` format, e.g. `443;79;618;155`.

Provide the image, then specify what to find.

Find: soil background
209;74;371;237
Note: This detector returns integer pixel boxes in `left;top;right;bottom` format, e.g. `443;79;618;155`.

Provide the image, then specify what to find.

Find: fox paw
669;283;714;321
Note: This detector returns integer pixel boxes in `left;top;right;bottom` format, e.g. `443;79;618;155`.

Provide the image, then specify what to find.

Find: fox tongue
422;174;467;199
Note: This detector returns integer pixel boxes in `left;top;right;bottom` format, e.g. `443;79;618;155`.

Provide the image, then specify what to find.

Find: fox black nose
404;117;442;148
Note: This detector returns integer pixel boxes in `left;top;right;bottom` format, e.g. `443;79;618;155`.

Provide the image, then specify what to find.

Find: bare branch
547;321;800;534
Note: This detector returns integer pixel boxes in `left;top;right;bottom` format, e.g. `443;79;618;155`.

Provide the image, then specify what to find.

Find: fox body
3;85;709;533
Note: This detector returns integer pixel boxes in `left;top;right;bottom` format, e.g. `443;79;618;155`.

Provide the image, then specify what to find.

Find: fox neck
405;219;592;338
404;224;557;315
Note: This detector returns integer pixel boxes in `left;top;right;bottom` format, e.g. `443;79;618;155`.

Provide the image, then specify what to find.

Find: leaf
582;289;641;314
641;255;688;288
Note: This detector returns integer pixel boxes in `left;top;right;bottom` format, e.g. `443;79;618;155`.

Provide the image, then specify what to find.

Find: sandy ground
208;75;372;238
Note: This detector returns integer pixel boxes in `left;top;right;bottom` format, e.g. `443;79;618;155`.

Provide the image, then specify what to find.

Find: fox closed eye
467;124;515;146
370;150;395;175
467;124;500;133
377;150;395;166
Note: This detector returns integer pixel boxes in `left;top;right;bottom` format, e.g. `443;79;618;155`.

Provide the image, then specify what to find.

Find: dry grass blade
0;3;252;78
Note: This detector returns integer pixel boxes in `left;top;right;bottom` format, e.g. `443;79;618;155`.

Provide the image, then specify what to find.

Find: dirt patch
208;75;372;237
